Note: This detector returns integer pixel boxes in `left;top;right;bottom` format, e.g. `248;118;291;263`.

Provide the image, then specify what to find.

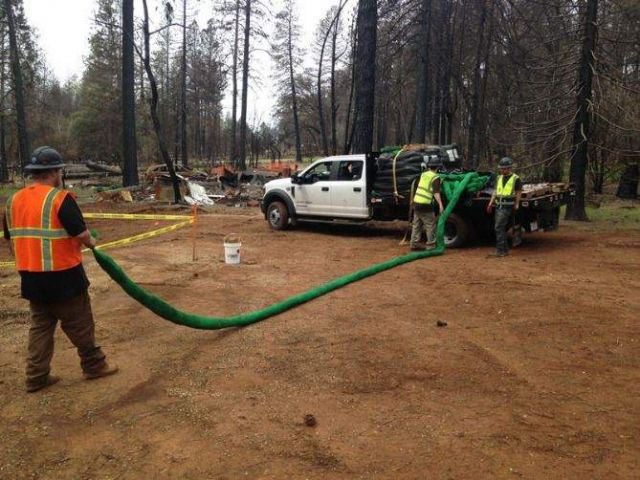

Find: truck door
296;160;334;216
330;160;369;218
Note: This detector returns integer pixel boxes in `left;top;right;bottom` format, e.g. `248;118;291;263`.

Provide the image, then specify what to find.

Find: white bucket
223;234;241;265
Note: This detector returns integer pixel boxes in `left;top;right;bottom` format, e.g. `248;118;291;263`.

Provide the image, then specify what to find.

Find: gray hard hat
425;156;443;168
24;146;65;172
498;157;514;168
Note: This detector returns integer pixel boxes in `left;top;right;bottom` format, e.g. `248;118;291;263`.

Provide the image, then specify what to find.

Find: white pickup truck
261;154;370;224
260;150;574;247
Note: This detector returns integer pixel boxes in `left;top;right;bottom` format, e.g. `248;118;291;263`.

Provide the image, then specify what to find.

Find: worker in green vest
410;157;445;251
486;157;523;257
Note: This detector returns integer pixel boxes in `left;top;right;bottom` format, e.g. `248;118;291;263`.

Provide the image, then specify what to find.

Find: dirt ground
1;203;639;479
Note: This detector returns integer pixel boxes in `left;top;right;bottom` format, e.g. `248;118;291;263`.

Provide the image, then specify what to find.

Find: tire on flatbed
266;201;290;230
444;213;473;248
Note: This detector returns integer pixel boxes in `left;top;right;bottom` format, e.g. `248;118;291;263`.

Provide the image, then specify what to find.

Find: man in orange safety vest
3;147;118;392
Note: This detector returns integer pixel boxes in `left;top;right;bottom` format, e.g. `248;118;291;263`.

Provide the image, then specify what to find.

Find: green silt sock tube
92;172;488;330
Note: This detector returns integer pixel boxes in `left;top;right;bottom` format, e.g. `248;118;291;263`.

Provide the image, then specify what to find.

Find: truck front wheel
267;201;290;230
444;213;473;248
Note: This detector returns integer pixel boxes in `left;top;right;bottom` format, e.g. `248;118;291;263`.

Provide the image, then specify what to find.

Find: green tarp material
92;172;489;330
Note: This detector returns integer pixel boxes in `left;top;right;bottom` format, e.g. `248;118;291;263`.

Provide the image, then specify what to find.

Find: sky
23;0;354;124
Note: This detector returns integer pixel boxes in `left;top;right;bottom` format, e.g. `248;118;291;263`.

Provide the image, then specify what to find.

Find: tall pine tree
69;0;122;164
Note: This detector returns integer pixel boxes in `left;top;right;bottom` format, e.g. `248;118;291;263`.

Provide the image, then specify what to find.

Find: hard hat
426;156;443;168
24;146;65;172
498;157;513;168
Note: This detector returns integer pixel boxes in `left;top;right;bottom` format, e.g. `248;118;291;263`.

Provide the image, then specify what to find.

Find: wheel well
263;191;296;219
444;212;474;248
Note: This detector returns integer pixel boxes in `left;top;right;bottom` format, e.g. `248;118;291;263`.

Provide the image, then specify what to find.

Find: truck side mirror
291;173;301;184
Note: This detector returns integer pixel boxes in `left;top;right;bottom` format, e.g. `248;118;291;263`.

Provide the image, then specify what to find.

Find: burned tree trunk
466;0;489;168
4;0;29;169
343;16;357;154
317;29;330;156
0;36;8;182
616;162;639;199
238;0;251;170
180;0;188;167
351;0;377;154
432;0;453;145
412;0;431;143
122;0;139;187
287;9;302;162
230;0;240;162
566;0;598;221
330;8;342;155
141;0;181;203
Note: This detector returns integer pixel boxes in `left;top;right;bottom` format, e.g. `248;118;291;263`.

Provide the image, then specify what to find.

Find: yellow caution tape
88;219;193;251
0;219;194;269
83;213;193;221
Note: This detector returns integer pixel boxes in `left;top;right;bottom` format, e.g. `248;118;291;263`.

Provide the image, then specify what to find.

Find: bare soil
1;204;639;479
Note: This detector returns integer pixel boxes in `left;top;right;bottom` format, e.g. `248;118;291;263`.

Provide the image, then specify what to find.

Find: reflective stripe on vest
495;174;519;205
413;171;438;205
7;184;82;272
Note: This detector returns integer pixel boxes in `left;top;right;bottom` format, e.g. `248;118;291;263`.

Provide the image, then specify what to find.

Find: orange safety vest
5;184;83;272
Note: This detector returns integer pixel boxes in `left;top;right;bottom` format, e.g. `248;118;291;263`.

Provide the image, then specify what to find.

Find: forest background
0;0;638;219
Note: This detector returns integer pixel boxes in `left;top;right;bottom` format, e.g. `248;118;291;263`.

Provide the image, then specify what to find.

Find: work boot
84;363;119;380
26;375;61;393
410;245;423;252
487;251;508;258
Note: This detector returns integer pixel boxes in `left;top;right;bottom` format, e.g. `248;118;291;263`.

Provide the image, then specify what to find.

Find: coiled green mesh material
92;172;488;330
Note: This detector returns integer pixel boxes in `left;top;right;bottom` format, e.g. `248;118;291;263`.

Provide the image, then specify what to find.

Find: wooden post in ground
191;205;198;261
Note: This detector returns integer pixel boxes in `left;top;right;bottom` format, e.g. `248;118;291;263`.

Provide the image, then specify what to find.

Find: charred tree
566;0;598;221
122;0;138;186
4;0;29;169
230;0;240;162
0;34;7;182
466;0;490;167
329;9;341;155
351;0;377;154
317;24;331;156
141;0;181;203
0;74;7;181
238;0;251;170
287;9;302;162
412;0;431;144
180;0;188;167
343;15;357;154
616;161;639;199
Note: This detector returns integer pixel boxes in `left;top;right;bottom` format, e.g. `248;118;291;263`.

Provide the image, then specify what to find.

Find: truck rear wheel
444;213;472;248
267;201;290;230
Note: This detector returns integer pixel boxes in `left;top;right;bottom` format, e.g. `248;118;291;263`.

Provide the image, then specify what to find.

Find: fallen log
86;160;122;175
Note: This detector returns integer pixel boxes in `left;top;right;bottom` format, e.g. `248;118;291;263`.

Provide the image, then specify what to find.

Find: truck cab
262;154;372;229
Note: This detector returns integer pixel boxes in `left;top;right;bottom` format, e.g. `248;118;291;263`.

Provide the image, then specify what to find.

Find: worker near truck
410;157;445;251
486;157;523;257
3;146;118;393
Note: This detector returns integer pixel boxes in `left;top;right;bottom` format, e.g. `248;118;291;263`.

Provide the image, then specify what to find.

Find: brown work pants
26;290;106;389
410;208;437;247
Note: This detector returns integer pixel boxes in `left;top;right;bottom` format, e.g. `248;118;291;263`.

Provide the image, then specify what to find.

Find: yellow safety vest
495;174;519;206
413;171;438;205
